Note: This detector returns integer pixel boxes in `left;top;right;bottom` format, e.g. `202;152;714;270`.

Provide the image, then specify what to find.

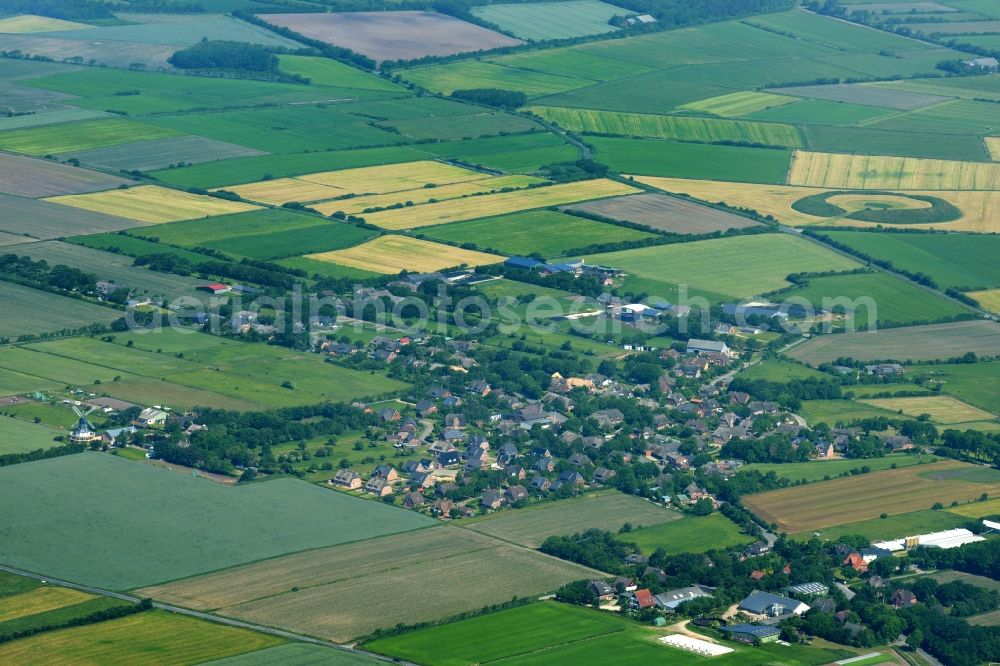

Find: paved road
0;564;414;665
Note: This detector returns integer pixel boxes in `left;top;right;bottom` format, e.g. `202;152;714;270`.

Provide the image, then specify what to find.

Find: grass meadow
461;491;681;547
0;417;63;454
0;282;121;339
0;453;433;589
860;395;995;424
0;117;179;155
626;513;753;555
418;210;655;256
805;508;970;541
743;454;936;483
471;0;624;40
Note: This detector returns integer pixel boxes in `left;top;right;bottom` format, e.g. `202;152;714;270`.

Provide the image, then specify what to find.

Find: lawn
743;460;1000;533
591;137;794;184
787;320;1000;365
743;454;936;483
0;417;63;455
860;395;995;424
529;106;804;147
460;491;681;547
46;185;260;224
804;509;970;541
0;610;283;665
626;513;754;555
138;526;600;642
417;209;655;256
307;235;505;274
363;179;640;230
820;231;1000;291
582;234;859;300
739;359;828;382
787;272;969;326
0;453;433;589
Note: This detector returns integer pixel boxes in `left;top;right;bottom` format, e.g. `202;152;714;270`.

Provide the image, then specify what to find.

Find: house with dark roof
589;580;616;602
722;624;781;644
892;589;918;609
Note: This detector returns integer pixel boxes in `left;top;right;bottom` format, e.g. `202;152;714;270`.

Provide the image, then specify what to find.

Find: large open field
307;235;504;274
365;599;855;666
259;11;522;62
0;417;63;455
582;233;859;300
224;160;489;206
860;395;995;424
46;185;260;223
418;209;655;256
626;513;754;555
363;179;640;230
0;118;180;156
787;320;1000;365
0;195;142;239
530;106;804;147
460;491;681;548
787;151;1000;190
787;271;970;326
0;610;283;665
0;282;121;339
679;90;797;117
805;508;970;542
565;192;763;234
632;175;1000;232
0;454;433;589
820;231;1000;291
471;0;625;41
15;330;409;411
138;526;600;642
0;153;131;198
593;137;794;183
56;136;267;173
743;460;1000;533
743;454;935;483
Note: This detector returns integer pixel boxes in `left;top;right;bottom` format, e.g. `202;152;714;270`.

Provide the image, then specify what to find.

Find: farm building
198;283;230;294
738;590;809;617
873;528;985;552
686;339;730;356
653;586;712;610
721;624;781;644
784;582;829;597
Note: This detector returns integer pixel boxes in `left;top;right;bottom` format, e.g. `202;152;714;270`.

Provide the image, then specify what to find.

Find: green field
803;125;991;161
0;117;180;155
461;491;681;548
418;209;655;256
0;281;121;339
627;513;754;555
0;453;433;589
582;234;859;300
529;106;804;147
366;600;853;666
400;60;589;97
0;330;408;412
680;91;797;117
739;359;828;382
0;417;62;454
471;0;625;41
914;361;1000;414
277;55;404;92
788;271;969;326
806;508;970;541
798;399;900;426
591;137;793;183
743;454;936;483
205;643;386;665
820;231;1000;291
0;610;283;665
745;98;897;125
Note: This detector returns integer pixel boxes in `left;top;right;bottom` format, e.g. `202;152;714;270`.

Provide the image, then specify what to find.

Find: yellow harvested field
0;14;89;32
0;587;94;623
312;175;546;216
46;185;260;223
306;235;505;273
631;175;1000;232
970;289;1000;314
860;396;995;424
297;160;487;192
219;178;344;205
787;150;1000;191
365;179;641;230
987;137;1000;161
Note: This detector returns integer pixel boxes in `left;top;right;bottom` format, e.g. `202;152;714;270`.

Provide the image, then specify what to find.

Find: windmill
70;405;101;444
